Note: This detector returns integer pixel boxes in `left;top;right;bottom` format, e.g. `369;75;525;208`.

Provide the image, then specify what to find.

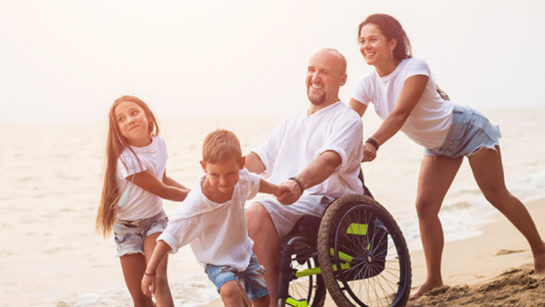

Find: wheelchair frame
277;193;412;307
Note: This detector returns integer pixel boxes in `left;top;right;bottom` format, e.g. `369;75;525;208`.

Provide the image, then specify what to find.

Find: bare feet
410;280;444;299
533;241;545;275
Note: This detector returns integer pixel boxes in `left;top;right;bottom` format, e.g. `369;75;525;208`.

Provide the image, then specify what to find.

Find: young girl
349;14;545;297
96;95;189;307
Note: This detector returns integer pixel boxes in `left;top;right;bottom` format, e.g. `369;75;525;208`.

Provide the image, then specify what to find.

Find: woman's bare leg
411;154;463;298
468;147;545;274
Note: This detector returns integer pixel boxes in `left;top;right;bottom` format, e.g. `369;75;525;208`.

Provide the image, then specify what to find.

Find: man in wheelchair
245;48;365;306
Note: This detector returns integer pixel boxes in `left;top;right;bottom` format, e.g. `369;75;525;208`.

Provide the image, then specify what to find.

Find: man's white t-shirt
351;58;454;149
116;135;167;220
253;101;364;198
158;168;260;272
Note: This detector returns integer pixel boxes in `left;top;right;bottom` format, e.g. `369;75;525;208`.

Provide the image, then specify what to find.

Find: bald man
245;48;364;306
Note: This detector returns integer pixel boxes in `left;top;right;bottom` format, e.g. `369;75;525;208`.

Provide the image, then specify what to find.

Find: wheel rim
332;204;409;307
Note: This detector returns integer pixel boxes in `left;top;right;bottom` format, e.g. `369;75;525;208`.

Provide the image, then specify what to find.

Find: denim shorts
205;254;269;301
424;105;501;158
113;211;168;257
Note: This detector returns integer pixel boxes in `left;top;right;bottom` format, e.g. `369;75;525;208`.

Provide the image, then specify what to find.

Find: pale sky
1;0;544;125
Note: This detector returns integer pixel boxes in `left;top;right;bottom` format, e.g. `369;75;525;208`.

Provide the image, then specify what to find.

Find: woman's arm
373;75;428;143
130;171;189;201
349;98;369;117
364;75;429;161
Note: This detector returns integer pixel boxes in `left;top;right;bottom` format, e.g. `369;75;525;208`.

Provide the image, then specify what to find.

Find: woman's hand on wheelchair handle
363;142;377;162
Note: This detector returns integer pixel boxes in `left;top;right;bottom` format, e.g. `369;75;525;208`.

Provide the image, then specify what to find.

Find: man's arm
276;150;341;205
245;152;266;174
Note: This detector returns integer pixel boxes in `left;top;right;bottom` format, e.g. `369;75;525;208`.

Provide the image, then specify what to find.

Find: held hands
275;179;303;205
141;274;156;298
362;142;377;163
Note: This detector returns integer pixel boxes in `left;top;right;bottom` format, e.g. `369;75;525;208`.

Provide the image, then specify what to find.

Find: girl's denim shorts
424;105;501;159
113;210;168;257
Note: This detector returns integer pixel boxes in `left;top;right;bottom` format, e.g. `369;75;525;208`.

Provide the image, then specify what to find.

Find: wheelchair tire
287;255;326;307
317;194;411;307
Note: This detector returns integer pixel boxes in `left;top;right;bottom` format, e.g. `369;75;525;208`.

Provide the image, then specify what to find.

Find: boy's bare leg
252;294;270;307
219;281;244;307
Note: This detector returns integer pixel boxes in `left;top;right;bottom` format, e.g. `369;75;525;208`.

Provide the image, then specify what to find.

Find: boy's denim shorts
113;210;168;257
424;105;501;159
205;254;269;301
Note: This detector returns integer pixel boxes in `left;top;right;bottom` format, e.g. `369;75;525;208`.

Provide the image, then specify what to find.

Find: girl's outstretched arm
130;171;189;201
163;171;189;190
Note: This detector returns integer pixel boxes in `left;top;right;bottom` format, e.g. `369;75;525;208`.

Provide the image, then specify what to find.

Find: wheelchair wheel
286;254;326;307
317;194;411;307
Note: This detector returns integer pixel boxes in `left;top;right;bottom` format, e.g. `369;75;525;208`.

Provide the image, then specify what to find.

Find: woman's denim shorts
205;254;269;301
424;105;501;159
113;210;168;257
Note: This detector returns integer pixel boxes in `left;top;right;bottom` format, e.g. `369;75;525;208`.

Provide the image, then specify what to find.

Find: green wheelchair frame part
286;223;368;307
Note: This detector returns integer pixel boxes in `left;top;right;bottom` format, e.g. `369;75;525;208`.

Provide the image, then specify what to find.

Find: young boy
141;129;284;307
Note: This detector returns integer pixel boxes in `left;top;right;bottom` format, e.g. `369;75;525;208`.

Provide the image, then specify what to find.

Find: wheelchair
277;179;412;307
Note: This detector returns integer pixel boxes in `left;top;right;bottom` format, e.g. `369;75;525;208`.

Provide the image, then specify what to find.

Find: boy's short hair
202;129;242;164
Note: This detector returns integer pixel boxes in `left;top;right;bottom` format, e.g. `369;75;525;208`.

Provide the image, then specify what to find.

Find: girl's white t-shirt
158;169;260;272
351;58;454;149
116;135;167;220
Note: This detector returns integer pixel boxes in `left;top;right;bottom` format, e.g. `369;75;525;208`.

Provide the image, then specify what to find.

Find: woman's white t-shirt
116;135;167;220
351;58;454;149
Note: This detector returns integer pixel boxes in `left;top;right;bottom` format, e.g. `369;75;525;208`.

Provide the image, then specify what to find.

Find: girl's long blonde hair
96;95;160;237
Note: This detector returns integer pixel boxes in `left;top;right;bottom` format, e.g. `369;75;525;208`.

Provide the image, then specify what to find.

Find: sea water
0;107;544;306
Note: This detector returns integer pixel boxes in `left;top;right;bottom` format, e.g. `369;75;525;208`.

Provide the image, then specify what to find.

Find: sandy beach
203;196;545;307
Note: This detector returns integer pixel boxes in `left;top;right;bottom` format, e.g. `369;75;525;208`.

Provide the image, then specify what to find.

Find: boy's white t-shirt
351;58;454;149
158;168;260;272
116;135;167;220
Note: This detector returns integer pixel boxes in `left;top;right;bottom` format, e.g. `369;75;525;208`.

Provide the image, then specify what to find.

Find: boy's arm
258;178;288;198
141;241;171;297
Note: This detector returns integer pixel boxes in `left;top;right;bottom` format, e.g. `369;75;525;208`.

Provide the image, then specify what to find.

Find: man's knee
247;202;270;233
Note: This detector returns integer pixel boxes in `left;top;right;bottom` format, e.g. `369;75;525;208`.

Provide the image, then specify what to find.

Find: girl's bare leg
120;253;155;307
144;232;174;307
468;147;545;274
411;155;463;298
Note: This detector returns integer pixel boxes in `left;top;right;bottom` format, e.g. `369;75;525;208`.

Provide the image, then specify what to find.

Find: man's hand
276;179;303;205
141;274;156;298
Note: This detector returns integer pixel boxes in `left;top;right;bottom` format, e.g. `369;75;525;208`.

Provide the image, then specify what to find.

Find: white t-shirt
158;168;260;272
116;135;167;220
252;101;364;198
351;58;454;149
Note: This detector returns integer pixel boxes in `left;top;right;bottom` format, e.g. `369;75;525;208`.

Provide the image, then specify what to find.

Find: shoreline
202;196;545;307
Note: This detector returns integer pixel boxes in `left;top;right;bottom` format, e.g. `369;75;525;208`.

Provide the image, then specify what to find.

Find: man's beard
307;90;326;106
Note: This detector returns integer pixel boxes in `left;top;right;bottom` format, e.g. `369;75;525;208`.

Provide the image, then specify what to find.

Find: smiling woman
348;13;545;298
